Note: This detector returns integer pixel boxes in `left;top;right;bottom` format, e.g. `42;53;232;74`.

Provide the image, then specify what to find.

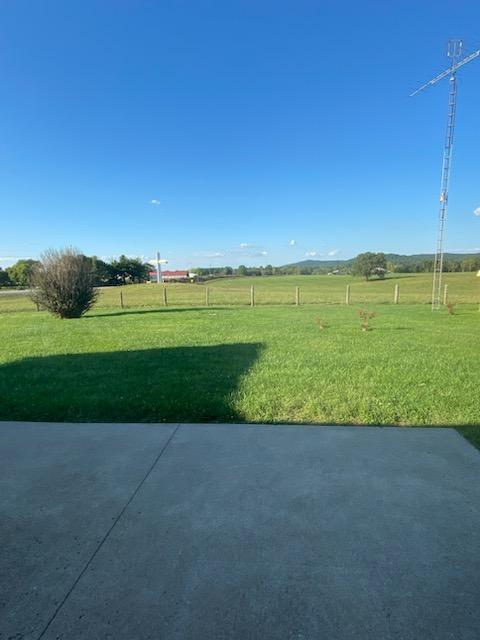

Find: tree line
2;251;479;289
0;255;152;288
191;253;480;279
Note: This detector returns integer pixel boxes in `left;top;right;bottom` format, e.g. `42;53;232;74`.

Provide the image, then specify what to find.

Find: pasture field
1;272;479;313
0;303;478;447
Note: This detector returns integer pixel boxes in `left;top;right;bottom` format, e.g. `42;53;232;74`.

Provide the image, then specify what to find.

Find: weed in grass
358;309;377;331
315;316;327;330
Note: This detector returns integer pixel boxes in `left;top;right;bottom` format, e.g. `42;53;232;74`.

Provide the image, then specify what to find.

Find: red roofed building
149;270;197;282
163;270;189;281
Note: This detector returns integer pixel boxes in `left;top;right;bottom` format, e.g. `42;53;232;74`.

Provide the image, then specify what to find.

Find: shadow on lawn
88;307;238;318
0;343;262;423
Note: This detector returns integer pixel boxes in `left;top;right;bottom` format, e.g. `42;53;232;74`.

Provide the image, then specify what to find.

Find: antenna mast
411;40;480;310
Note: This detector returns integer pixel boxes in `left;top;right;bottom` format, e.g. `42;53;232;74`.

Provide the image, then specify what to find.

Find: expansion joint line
36;423;182;639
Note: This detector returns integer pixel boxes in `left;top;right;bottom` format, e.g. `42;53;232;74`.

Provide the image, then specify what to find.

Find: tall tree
110;255;150;284
352;252;387;280
0;268;12;287
6;259;40;287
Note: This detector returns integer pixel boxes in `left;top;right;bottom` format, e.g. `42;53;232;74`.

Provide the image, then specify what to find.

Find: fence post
120;290;124;309
345;284;351;305
205;286;209;306
394;284;399;304
163;287;168;307
250;285;255;307
295;286;300;306
443;284;448;305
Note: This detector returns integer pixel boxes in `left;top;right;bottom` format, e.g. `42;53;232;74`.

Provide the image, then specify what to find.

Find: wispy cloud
0;255;36;267
288;239;296;246
305;251;317;257
150;199;161;205
474;207;480;216
239;242;254;248
327;249;339;257
193;251;225;259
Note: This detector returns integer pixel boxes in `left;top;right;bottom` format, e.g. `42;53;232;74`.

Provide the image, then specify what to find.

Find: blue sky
1;0;479;270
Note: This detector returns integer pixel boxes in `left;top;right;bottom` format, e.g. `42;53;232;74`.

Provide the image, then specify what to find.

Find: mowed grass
1;272;479;312
0;303;479;447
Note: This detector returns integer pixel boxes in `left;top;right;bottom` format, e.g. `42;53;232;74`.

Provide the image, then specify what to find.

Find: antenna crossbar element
411;41;480;310
410;49;480;97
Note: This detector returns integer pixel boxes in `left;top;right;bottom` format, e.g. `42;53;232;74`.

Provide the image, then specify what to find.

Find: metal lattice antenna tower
411;40;480;310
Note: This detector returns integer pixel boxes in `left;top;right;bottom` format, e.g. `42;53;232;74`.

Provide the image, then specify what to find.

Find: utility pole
411;40;480;310
156;251;162;284
154;252;168;283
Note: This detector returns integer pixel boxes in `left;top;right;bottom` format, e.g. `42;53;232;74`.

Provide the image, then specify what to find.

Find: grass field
1;272;479;313
0;301;479;447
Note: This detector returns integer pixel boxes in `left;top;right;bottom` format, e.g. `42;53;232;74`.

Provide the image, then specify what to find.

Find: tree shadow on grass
0;344;262;423
88;307;238;319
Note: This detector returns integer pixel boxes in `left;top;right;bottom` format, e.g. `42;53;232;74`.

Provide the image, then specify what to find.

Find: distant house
148;270;198;283
162;270;190;282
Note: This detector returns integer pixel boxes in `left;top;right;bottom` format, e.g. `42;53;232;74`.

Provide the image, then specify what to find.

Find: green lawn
0;303;479;447
1;272;479;313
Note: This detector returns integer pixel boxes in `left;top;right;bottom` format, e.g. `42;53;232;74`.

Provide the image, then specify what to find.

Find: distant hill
282;253;480;269
281;258;351;269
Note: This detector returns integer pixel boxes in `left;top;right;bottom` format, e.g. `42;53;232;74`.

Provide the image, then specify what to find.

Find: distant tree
88;256;116;286
31;248;98;319
420;259;433;272
263;264;274;276
461;256;480;272
237;265;247;276
224;266;234;276
6;259;40;287
0;268;12;287
444;260;462;273
110;255;150;284
352;252;387;280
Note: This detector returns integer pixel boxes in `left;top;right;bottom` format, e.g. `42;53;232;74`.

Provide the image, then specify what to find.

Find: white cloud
327;249;339;257
193;251;225;259
305;251;317;257
239;242;254;248
150;199;161;205
288;239;296;246
239;250;268;258
0;255;36;267
474;207;480;216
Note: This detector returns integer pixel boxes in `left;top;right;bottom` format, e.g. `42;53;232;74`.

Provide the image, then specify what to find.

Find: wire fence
1;279;478;314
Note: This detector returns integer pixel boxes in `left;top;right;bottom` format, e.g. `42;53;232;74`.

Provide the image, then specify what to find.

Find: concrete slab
1;424;480;639
0;422;178;640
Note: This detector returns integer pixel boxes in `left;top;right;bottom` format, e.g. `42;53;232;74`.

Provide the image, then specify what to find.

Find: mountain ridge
281;252;480;269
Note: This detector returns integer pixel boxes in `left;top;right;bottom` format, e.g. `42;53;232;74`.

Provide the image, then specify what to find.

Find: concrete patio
1;422;479;639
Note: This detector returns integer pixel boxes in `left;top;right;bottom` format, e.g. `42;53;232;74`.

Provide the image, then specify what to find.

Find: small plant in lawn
446;302;455;315
315;316;327;330
31;248;98;319
358;308;377;331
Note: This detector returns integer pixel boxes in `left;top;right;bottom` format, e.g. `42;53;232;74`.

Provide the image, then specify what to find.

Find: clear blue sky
1;0;479;269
